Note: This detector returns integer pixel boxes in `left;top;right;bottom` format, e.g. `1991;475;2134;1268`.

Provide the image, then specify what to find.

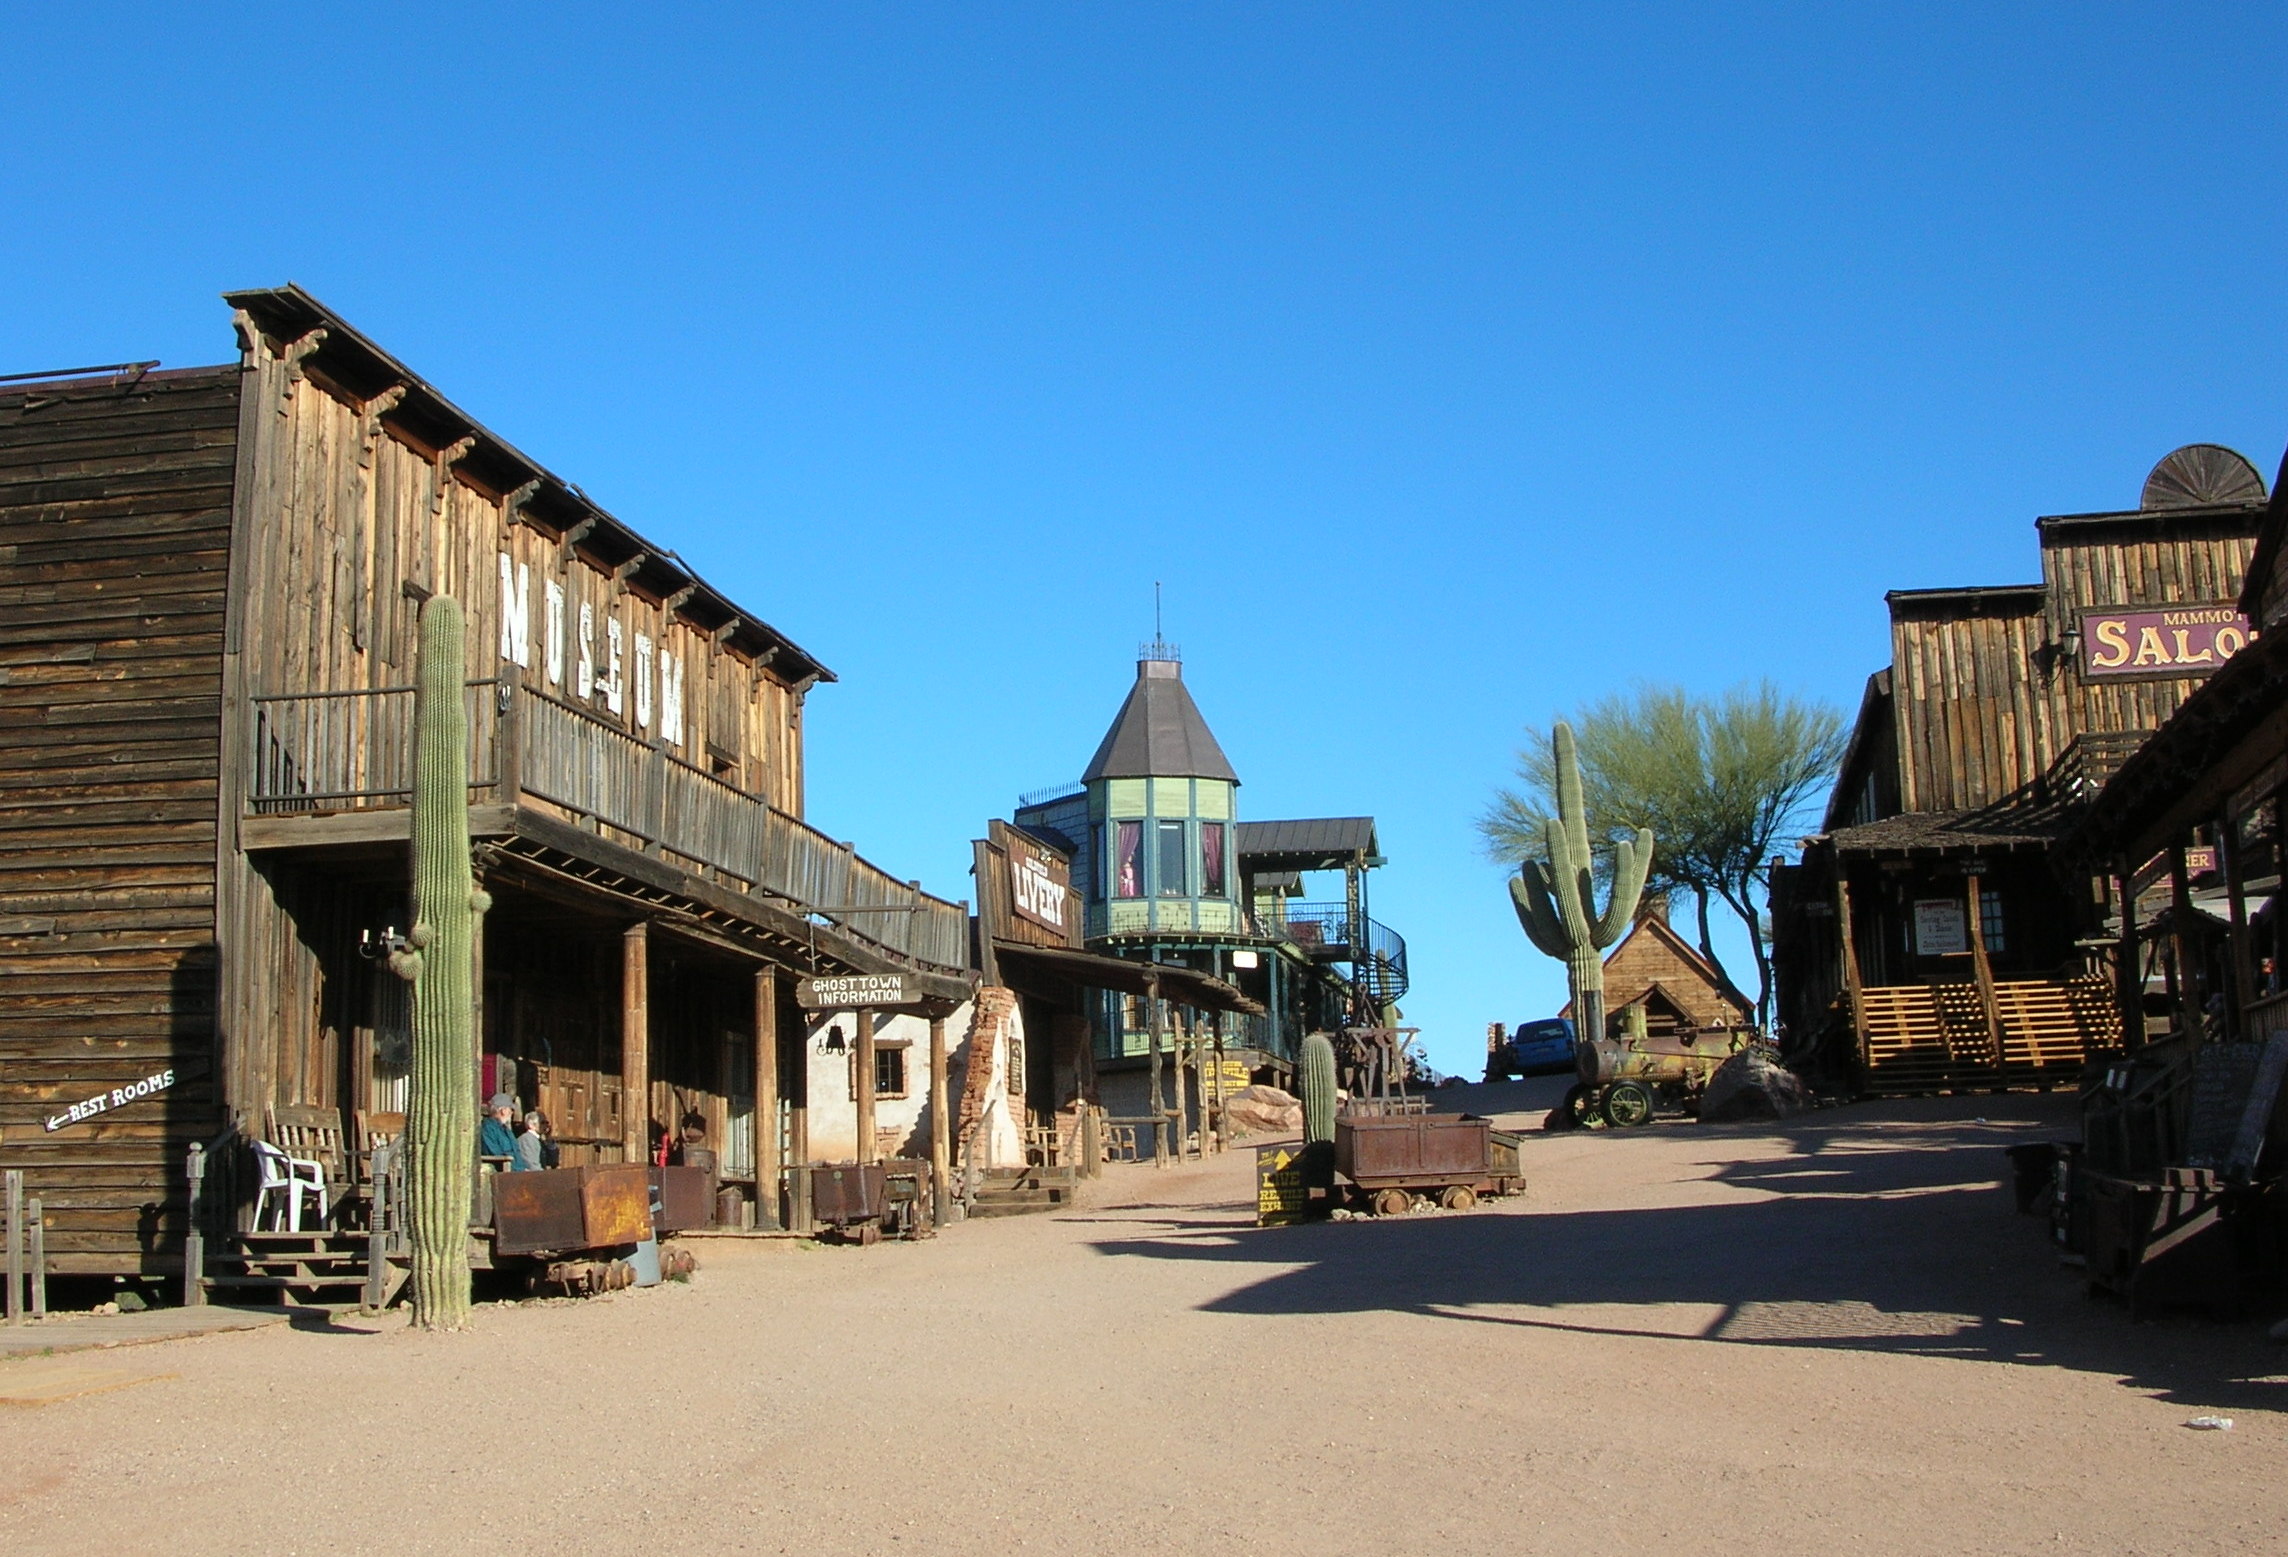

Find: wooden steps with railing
1858;976;2119;1094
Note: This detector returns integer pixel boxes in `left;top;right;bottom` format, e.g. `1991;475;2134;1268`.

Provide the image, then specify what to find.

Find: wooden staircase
967;1165;1078;1219
1858;976;2120;1094
203;1230;406;1308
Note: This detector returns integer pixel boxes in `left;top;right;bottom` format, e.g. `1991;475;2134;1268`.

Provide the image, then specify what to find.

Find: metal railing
247;679;969;970
1260;902;1410;1000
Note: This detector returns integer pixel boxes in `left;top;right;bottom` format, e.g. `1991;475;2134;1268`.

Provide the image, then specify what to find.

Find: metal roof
1080;658;1238;783
1235;817;1380;871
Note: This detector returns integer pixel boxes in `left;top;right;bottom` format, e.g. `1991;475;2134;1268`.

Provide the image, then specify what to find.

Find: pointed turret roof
1081;657;1239;783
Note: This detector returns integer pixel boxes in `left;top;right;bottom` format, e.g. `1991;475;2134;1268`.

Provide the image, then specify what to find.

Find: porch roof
991;940;1265;1016
1824;803;2065;857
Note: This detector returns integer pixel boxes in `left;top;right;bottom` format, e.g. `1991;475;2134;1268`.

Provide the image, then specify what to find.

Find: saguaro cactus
391;595;489;1330
1300;1031;1337;1146
1509;721;1652;1051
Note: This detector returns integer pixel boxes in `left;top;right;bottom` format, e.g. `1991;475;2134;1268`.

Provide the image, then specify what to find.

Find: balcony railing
247;679;968;971
2037;730;2147;807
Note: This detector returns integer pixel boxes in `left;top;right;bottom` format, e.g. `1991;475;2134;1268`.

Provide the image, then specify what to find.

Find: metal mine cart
1332;1027;1526;1215
1560;1026;1759;1129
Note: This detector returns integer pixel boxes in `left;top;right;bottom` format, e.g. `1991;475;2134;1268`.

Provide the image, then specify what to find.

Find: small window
847;1042;911;1100
1201;821;1226;897
1980;890;2005;954
1157;819;1188;897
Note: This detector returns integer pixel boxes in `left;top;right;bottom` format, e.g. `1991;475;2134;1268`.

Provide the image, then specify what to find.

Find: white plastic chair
251;1139;329;1232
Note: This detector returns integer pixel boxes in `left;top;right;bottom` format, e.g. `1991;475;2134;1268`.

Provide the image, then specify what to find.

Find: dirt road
3;1085;2281;1556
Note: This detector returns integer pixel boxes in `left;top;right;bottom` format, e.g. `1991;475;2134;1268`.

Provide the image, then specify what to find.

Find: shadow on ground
1089;1108;2288;1412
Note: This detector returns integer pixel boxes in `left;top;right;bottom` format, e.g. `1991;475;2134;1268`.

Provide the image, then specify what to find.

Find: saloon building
1771;445;2270;1093
0;287;974;1286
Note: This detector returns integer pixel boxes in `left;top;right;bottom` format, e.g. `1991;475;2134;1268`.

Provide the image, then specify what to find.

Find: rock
1221;1084;1302;1138
1700;1048;1809;1122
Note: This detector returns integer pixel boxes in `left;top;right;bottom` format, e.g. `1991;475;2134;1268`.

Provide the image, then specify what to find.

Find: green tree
1481;682;1845;1027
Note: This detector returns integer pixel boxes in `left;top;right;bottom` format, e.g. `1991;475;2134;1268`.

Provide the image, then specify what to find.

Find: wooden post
26;1198;44;1320
621;922;650;1163
2116;865;2144;1051
1209;1016;1227;1156
854;1009;878;1165
1146;977;1168;1166
1833;864;1868;1072
1079;1104;1102;1179
183;1140;207;1308
495;670;523;802
5;1170;21;1325
2222;815;2255;1031
787;1016;811;1234
363;1145;389;1313
754;969;780;1229
1965;874;2005;1073
929;1015;950;1227
2170;847;2197;1042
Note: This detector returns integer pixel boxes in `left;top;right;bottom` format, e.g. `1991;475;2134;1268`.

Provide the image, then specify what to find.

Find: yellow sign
1256;1146;1309;1226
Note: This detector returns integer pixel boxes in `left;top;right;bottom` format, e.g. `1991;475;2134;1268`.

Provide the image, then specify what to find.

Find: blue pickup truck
1485;1017;1578;1081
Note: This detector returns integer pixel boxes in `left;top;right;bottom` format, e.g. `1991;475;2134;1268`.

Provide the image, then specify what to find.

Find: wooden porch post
621;922;649;1163
1146;974;1167;1166
786;1013;811;1233
1833;863;1868;1071
1965;873;2005;1072
2115;865;2143;1052
753;968;779;1229
928;1014;950;1227
853;1009;878;1165
2222;814;2255;1030
2169;847;2197;1042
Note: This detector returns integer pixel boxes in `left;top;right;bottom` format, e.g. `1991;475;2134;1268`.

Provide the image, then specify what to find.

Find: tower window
1201;821;1226;897
1114;822;1142;899
1157;819;1188;896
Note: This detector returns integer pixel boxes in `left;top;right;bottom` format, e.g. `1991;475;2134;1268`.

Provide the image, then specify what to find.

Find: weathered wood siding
1891;507;2262;814
0;366;239;1274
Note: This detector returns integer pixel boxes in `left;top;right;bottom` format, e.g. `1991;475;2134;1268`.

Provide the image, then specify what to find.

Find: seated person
480;1093;522;1168
514;1110;550;1173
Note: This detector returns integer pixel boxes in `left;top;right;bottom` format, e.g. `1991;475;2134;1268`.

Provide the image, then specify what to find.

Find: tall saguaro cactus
391;595;488;1330
1509;722;1653;1051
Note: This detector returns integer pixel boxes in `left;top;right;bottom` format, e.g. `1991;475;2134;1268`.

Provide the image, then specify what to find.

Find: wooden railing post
183;1141;207;1308
495;672;522;803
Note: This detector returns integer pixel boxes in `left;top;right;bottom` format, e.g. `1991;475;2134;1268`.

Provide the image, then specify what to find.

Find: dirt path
2;1088;2280;1556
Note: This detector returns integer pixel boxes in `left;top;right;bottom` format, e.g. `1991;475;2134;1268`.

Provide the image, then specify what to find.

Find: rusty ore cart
1334;1112;1524;1215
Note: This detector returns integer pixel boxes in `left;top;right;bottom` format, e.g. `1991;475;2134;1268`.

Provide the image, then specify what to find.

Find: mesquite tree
1506;722;1652;1048
389;595;489;1330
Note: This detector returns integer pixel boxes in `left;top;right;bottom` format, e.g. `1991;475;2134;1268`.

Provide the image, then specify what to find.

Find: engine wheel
1564;1085;1603;1129
1439;1184;1478;1211
1602;1081;1655;1128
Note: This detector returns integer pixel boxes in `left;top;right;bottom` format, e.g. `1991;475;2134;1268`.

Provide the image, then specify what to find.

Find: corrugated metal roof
1080;659;1238;783
1235;817;1379;868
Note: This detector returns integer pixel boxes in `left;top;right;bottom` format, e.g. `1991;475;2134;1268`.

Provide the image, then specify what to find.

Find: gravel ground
2;1082;2281;1556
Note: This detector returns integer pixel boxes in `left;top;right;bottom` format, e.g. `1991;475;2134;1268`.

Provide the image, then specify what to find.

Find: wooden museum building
0;287;974;1286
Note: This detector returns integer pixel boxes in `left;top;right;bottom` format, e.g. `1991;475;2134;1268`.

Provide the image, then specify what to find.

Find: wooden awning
990;940;1265;1016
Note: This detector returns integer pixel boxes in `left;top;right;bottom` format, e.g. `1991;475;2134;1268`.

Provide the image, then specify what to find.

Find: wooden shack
0;288;973;1285
1771;446;2269;1093
1563;904;1752;1037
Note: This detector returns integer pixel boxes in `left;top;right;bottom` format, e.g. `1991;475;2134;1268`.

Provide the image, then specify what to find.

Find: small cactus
1300;1031;1337;1145
396;595;485;1331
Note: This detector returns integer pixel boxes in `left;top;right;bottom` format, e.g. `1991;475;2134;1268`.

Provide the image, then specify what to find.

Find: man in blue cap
480;1092;522;1166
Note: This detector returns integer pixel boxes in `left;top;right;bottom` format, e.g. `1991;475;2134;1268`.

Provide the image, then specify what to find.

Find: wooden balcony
242;677;968;972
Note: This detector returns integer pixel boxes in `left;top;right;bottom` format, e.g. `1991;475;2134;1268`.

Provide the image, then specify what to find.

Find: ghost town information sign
795;973;915;1010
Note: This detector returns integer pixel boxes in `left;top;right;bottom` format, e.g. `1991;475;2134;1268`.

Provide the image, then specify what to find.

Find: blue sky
7;6;2286;1077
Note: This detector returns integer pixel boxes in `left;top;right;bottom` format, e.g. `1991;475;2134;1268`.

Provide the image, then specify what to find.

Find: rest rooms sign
45;1068;175;1132
2081;605;2254;679
795;973;914;1009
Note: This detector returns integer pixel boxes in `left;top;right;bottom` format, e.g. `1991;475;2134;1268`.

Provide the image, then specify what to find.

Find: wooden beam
2223;812;2255;1027
2115;864;2143;1051
1834;864;1868;1074
621;922;649;1163
1965;873;2004;1068
754;967;780;1229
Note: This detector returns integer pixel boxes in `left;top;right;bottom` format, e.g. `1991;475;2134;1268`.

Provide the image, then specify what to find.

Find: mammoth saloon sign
2080;605;2255;680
